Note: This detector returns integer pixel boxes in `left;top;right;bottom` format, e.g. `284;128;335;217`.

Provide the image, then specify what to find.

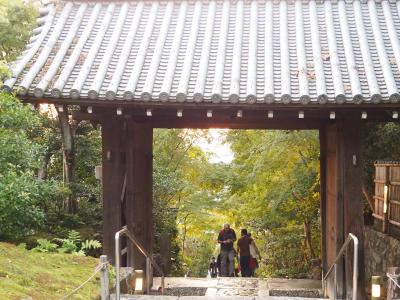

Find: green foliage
0;0;37;62
362;123;400;202
81;239;102;251
33;239;58;253
152;129;322;278
0;169;64;238
218;130;321;277
32;230;101;257
258;226;312;278
153;129;224;276
0;242;100;299
0;94;68;239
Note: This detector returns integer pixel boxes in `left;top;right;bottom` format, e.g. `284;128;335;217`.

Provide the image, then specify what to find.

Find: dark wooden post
321;119;366;299
338;119;366;300
321;123;344;298
126;121;153;272
319;125;327;274
102;117;125;264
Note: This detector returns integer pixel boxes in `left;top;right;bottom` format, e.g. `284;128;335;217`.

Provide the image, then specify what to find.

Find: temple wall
364;226;400;282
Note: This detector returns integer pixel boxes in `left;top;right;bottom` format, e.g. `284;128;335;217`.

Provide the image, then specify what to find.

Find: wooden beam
125;121;153;272
102;116;125;264
319;127;327;275
19;95;400;111
337;118;366;299
322;123;344;298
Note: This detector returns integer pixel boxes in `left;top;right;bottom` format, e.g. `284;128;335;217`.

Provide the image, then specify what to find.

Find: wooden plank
383;166;390;233
147;119;322;130
373;179;385;184
125;121;153;273
101;116;124;264
323;123;342;298
19;95;400;112
319;127;328;274
337;118;366;300
389;219;400;227
372;213;384;220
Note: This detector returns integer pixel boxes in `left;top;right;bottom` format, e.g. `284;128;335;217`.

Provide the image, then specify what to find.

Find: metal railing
323;233;359;300
115;226;165;299
387;272;400;290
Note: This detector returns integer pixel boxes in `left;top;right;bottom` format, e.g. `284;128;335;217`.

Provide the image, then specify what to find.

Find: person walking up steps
237;228;253;277
209;257;218;278
217;223;237;277
248;232;261;277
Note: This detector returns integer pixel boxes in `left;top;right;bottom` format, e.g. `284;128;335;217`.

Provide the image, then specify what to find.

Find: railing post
334;264;337;300
114;227;165;297
100;255;110;300
115;231;121;300
161;275;165;295
146;257;151;294
351;234;359;300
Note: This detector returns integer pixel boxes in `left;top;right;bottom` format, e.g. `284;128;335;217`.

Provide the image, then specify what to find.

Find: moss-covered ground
0;242;102;299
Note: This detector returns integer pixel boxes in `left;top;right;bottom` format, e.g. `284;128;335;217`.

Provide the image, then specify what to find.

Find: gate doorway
100;109;367;299
152;128;322;280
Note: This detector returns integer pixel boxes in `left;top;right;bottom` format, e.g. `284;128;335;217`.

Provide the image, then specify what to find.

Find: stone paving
119;296;326;300
206;277;259;296
143;277;324;299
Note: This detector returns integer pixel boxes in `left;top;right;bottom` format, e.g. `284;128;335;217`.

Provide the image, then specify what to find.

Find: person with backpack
217;223;237;277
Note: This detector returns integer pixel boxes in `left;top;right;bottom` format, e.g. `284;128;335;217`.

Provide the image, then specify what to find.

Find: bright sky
196;129;234;164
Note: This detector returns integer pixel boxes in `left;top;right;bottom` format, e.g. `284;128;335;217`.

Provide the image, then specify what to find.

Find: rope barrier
59;260;109;300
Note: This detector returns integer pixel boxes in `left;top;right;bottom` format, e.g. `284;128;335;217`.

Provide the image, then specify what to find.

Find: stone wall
364;226;400;281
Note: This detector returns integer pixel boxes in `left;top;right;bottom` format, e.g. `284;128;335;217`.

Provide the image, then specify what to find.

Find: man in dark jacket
217;223;237;277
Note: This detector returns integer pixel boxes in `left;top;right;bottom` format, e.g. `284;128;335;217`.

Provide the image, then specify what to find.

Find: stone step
112;277;325;299
115;295;326;300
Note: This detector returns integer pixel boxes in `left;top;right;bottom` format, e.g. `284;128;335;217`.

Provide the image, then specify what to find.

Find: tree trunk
38;153;51;180
181;213;190;256
304;220;316;259
58;106;77;214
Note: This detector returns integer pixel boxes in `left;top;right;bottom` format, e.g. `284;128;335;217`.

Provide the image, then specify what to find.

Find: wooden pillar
338;119;366;300
321;119;366;299
321;123;344;298
102;117;125;264
319;127;328;276
125;121;153;272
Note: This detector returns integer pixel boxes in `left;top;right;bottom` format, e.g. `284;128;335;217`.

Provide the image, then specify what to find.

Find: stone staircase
112;277;326;300
117;297;326;300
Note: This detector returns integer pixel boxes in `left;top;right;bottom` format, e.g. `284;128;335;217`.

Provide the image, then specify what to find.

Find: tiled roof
4;0;400;105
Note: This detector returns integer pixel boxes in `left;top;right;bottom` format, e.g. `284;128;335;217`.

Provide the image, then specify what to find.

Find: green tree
362;123;400;211
0;0;37;62
0;94;66;239
222;130;321;277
